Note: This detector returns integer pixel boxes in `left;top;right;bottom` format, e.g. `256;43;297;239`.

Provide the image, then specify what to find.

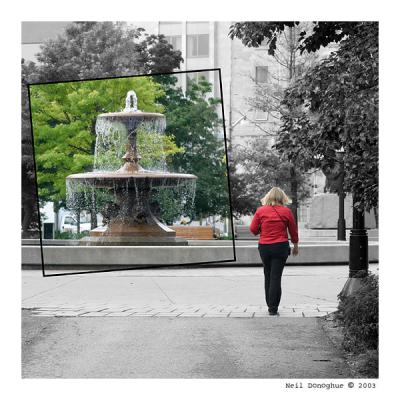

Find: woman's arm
287;209;299;243
287;209;299;255
249;209;261;235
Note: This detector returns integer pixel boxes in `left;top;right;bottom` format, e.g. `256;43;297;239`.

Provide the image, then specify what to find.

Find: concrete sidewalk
22;310;352;378
22;265;374;378
22;265;378;318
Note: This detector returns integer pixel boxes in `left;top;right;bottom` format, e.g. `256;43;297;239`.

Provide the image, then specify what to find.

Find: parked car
60;214;91;234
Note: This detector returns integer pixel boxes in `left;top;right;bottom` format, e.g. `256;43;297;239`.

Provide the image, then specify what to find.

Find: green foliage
22;21;182;234
230;21;378;211
158;77;230;219
54;231;88;240
150;186;193;226
137;127;184;170
94;125;184;171
276;22;378;211
30;76;164;205
337;274;379;353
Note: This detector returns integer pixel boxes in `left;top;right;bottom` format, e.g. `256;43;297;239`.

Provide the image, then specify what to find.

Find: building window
255;66;269;84
187;34;209;57
186;71;209;89
165;35;182;51
254;110;270;121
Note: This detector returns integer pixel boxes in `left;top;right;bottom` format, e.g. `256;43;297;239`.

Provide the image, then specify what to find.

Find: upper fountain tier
66;90;197;187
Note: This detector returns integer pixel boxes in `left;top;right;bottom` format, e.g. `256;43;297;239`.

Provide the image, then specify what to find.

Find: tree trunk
21;201;33;235
76;210;81;234
90;190;98;230
373;207;379;229
290;166;298;226
53;202;60;232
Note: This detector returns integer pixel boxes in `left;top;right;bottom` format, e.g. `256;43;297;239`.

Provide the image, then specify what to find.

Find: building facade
21;21;327;225
22;21;284;147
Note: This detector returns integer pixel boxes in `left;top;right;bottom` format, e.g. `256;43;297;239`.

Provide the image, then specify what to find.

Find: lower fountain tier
66;170;197;189
66;170;197;246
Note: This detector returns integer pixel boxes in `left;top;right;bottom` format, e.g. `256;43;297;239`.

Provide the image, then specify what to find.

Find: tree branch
68;144;92;154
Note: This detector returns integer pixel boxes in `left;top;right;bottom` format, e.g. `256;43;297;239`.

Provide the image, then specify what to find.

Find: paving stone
176;313;205;317
129;312;158;317
202;313;229;318
253;312;270;317
153;312;183;317
228;312;254;318
78;312;111;317
317;307;337;312
104;311;137;317
302;311;328;317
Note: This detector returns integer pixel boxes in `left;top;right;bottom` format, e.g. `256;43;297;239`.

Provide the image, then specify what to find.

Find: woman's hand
292;243;299;256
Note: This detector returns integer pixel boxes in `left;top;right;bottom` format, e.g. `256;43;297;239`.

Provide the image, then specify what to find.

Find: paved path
22;265;378;318
23;265;375;378
22;310;352;379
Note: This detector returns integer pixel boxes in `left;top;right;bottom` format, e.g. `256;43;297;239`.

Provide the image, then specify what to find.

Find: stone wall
309;193;377;229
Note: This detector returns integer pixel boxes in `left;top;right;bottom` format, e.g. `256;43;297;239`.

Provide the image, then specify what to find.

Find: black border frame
27;68;236;277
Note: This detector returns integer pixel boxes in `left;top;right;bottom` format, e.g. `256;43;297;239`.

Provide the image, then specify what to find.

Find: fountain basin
67;171;197;189
65;90;198;246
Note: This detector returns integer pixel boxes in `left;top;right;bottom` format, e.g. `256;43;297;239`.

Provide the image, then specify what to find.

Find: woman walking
249;187;299;315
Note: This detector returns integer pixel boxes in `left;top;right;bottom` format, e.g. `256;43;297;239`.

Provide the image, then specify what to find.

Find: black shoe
268;309;278;316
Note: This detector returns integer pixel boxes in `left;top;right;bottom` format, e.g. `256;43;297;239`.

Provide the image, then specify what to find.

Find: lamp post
340;193;369;296
335;147;346;241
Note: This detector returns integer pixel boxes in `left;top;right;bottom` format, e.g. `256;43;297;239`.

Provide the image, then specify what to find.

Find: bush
54;231;88;240
337;273;379;353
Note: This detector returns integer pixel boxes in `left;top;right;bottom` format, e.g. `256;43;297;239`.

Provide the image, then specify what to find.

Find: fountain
66;90;197;245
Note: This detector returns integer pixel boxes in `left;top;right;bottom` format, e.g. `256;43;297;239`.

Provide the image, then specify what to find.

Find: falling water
66;90;197;230
93;115;167;172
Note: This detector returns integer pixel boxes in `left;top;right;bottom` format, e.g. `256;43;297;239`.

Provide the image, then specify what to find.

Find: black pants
258;242;290;312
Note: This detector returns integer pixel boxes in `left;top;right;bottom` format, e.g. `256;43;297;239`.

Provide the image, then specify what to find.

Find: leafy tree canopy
22;21;182;234
160;77;230;219
34;22;183;81
30;76;165;205
229;21;360;55
230;138;310;216
230;21;378;211
275;22;378;211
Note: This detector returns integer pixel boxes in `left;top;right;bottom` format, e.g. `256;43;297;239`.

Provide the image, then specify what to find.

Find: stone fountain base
79;223;188;246
79;236;188;246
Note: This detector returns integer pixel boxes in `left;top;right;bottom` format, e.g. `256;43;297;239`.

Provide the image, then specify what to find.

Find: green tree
230;23;319;222
276;22;378;211
229;21;358;55
157;76;229;221
229;21;378;211
30;76;165;226
230;138;310;216
22;60;40;235
34;22;183;80
22;21;182;236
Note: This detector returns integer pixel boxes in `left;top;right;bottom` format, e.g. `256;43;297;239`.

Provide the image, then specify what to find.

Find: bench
170;226;220;240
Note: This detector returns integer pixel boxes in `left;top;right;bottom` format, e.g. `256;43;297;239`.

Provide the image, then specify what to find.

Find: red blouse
249;205;299;244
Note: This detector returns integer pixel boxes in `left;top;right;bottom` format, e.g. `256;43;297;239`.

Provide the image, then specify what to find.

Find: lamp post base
339;276;365;297
341;198;369;297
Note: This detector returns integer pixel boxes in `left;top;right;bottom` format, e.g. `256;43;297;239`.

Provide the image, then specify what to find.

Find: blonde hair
261;187;292;206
